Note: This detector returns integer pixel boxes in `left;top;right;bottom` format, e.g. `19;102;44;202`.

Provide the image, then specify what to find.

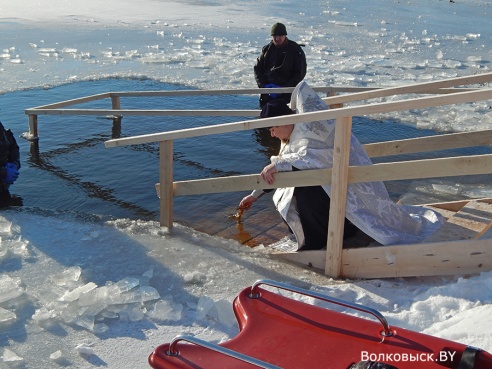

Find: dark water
2;78;492;234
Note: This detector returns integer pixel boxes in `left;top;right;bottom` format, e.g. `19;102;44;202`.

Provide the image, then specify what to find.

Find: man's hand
261;163;277;185
239;195;257;210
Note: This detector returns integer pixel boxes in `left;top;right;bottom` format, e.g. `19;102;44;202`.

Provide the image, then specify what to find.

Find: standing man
254;22;307;107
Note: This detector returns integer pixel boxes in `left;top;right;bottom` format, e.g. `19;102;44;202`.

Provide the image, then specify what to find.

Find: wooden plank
159;140;174;228
421;198;492;212
163;169;333;197
105;88;492;148
363;130;492;158
106;86;379;98
26;108;261;117
321;72;492;106
325;116;352;277
277;239;492;278
340;240;492;278
475;221;492;239
277;250;327;270
424;201;492;242
160;154;492;197
348;154;492;183
24;92;110;111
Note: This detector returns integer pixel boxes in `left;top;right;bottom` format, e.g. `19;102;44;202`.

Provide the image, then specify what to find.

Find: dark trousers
294;185;357;250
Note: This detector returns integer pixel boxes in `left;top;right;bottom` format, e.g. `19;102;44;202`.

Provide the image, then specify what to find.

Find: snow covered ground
1;0;491;368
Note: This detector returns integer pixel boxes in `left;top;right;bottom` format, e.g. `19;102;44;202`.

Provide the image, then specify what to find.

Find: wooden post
27;114;39;141
159;140;174;229
327;92;343;110
325;116;352;277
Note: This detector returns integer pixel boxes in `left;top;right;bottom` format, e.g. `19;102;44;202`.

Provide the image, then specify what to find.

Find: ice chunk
0;275;24;304
139;286;160;302
0;219;13;236
93;323;109;334
60;301;84;323
432;183;460;195
0;307;16;324
466;33;480;40
183;271;206;284
111;286;160;304
0;241;9;261
59;282;97;302
128;306;146;321
463;188;492;199
31;307;54;323
140;268;154;285
74;315;95;331
75;343;94;356
10;237;30;257
195;295;216;320
52;266;82;286
50;350;63;360
215;299;236;328
78;286;108;306
61;47;78;53
147;299;183;321
115;277;140;292
100;310;118;319
2;348;23;362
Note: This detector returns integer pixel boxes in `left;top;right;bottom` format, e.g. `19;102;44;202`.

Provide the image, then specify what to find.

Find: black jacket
0;121;20;187
254;39;307;88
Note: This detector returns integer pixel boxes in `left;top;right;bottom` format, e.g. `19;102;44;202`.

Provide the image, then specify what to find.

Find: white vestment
271;82;444;249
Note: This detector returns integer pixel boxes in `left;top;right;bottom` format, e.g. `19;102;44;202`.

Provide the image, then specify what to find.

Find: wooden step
424;200;492;242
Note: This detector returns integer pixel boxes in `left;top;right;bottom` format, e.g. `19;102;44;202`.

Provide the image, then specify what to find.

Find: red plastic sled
149;279;492;369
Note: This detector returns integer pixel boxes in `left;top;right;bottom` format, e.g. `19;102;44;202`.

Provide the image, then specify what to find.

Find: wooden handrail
320;71;492;106
160;154;492;197
105;88;492;148
25;108;261;117
364;129;492;157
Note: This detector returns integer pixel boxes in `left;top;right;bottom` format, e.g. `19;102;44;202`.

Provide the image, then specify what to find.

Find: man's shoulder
287;39;303;47
287;40;306;59
287;40;305;53
262;41;274;51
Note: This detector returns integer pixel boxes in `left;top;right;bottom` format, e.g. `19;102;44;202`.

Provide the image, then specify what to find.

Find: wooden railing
24;84;473;141
25;72;492;278
23;86;373;141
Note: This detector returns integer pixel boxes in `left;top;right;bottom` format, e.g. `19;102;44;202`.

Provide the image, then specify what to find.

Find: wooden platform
424;200;492;242
188;199;492;255
181;204;290;248
191;199;492;279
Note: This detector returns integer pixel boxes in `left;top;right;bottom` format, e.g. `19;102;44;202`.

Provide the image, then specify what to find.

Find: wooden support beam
325;116;352;277
159;140;174;229
27;114;38;141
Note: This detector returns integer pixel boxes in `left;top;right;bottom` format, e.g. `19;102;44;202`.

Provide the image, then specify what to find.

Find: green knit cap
271;22;287;36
